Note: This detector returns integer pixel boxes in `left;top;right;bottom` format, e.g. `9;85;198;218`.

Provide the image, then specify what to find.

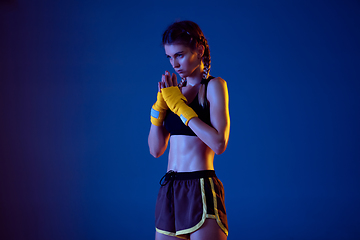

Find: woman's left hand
161;71;178;89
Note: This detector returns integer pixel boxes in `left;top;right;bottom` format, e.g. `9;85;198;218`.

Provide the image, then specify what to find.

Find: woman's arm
148;123;170;158
148;81;171;158
188;77;230;155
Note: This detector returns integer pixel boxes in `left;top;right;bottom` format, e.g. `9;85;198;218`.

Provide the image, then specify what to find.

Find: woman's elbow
149;143;167;158
213;140;227;155
149;148;162;158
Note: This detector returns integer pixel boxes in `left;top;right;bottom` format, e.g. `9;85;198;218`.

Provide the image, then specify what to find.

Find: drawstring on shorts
159;170;177;213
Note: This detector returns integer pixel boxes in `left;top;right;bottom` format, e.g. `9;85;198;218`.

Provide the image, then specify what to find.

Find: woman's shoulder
207;76;227;90
206;76;228;102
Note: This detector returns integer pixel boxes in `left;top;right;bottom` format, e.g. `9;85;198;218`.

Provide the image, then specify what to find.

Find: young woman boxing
148;20;230;240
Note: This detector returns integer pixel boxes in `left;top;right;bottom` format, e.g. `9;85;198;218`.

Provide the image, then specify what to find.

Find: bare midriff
167;135;215;172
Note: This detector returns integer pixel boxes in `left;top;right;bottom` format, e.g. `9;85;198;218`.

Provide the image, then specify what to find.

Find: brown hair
162;20;211;107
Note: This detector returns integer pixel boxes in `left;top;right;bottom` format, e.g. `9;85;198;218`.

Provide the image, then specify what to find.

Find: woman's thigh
190;219;227;240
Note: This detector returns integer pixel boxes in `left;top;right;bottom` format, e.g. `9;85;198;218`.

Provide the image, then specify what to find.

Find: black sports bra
164;77;214;136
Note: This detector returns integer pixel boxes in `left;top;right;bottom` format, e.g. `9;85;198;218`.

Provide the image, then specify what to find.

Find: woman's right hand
160;71;177;90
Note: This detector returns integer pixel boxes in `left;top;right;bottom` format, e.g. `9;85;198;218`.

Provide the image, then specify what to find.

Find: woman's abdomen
167;135;215;172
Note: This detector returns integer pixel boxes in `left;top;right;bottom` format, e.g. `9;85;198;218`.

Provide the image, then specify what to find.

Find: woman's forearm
148;124;170;158
188;117;229;155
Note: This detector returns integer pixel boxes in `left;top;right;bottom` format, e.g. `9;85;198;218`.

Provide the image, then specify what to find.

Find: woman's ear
197;45;205;59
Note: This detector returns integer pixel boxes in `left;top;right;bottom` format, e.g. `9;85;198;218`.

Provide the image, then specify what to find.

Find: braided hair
162;20;211;107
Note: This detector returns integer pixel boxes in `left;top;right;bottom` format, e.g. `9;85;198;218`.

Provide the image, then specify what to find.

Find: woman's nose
172;59;180;68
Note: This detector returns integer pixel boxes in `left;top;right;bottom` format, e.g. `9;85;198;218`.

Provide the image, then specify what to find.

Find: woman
148;20;230;240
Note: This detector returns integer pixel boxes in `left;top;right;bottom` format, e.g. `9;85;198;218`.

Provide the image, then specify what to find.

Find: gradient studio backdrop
1;0;359;239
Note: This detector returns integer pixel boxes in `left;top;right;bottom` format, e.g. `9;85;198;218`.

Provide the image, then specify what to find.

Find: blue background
1;0;359;239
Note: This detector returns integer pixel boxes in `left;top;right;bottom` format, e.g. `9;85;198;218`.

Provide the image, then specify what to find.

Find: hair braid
198;36;211;107
178;77;187;88
202;37;211;79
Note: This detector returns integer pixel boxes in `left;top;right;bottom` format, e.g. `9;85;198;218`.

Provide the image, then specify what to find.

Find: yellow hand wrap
161;86;198;126
150;92;168;126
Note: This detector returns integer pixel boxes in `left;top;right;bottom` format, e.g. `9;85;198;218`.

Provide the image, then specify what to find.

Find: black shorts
155;170;228;239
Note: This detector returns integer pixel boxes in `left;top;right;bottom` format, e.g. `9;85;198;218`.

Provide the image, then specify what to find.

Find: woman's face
164;44;201;79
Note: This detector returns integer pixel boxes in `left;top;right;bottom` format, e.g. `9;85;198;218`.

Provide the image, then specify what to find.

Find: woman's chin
177;72;187;78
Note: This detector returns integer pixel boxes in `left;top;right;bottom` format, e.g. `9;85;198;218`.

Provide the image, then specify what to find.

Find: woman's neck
186;63;204;86
186;78;201;86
